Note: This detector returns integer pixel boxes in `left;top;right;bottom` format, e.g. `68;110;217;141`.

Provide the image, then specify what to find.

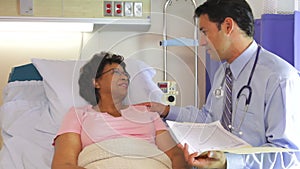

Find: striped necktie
221;67;233;131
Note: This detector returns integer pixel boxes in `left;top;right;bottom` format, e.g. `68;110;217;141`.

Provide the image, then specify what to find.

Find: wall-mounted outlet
19;0;34;16
134;2;143;17
104;1;144;17
114;1;124;17
104;1;113;16
124;2;134;17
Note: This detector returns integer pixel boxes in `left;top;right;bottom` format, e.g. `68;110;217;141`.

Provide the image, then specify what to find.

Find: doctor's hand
178;143;227;169
134;102;170;118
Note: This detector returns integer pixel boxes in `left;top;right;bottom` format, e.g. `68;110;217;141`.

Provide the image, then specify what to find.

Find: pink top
55;105;167;148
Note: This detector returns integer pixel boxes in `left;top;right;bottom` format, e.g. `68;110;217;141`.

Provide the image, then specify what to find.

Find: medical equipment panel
157;81;178;106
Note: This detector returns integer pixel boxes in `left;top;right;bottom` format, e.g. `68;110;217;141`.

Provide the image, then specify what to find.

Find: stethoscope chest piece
228;124;243;136
213;87;224;98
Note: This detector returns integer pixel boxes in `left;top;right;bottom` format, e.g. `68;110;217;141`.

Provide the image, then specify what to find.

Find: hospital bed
0;58;164;169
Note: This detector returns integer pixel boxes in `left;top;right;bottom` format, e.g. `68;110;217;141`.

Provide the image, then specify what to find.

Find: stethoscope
213;45;261;135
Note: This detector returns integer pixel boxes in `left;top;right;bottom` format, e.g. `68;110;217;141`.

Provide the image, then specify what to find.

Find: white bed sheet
0;81;54;169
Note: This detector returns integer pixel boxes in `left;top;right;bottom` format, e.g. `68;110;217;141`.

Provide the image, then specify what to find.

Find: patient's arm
52;133;86;169
156;130;190;169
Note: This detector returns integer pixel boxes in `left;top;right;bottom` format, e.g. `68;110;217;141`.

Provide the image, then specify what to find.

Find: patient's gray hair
78;51;127;106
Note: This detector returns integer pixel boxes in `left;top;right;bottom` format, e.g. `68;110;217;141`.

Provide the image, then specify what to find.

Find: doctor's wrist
160;105;170;118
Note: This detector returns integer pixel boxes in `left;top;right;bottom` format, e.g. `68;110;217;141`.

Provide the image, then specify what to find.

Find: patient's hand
134;102;170;118
178;143;226;169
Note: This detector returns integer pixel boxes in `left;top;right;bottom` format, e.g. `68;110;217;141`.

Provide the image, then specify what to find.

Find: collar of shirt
228;41;259;80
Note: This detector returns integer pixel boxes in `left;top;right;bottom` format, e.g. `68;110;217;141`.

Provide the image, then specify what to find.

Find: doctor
139;0;300;168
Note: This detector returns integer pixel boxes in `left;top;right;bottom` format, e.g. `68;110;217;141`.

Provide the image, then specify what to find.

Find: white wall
0;32;83;104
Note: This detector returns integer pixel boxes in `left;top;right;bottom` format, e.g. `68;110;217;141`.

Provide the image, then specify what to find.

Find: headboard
8;63;42;82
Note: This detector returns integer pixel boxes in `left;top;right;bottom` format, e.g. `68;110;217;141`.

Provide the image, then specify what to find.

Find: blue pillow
8;63;43;82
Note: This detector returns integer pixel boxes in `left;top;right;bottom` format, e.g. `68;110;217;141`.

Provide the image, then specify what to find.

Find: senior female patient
51;52;188;169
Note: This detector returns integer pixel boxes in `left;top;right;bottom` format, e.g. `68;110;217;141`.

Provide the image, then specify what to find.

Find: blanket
78;137;172;169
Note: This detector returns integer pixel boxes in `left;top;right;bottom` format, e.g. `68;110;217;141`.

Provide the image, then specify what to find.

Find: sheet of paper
166;120;250;155
167;120;299;155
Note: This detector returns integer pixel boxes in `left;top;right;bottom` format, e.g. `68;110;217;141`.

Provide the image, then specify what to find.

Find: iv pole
161;0;199;107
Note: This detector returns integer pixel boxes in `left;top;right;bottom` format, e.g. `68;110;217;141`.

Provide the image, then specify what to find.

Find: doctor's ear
223;17;234;34
93;79;101;89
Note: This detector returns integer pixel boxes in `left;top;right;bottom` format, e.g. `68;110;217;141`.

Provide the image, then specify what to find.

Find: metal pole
163;0;172;81
162;0;199;107
191;0;199;108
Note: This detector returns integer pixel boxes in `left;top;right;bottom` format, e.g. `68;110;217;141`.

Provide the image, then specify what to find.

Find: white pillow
124;58;163;104
31;58;163;134
32;59;88;134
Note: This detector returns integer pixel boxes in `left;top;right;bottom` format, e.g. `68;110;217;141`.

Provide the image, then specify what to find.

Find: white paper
166;120;251;155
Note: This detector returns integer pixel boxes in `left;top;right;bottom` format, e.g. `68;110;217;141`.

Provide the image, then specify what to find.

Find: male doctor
139;0;300;168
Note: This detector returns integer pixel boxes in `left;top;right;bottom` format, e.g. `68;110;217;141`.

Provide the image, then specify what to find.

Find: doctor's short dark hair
78;51;128;106
194;0;254;37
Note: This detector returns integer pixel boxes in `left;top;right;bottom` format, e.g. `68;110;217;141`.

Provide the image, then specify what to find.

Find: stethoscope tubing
237;45;261;106
214;45;261;135
232;45;261;135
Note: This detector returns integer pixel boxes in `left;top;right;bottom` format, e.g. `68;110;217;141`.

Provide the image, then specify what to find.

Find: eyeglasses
100;68;130;78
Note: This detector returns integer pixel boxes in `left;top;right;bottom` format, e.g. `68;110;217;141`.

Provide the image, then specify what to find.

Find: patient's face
96;63;129;101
